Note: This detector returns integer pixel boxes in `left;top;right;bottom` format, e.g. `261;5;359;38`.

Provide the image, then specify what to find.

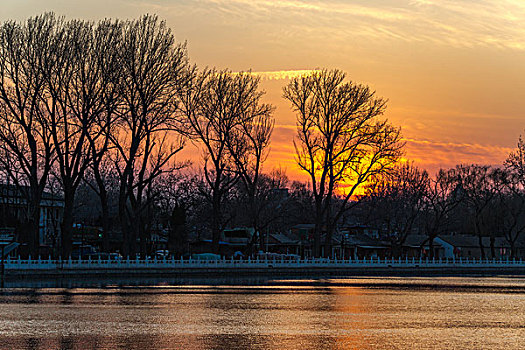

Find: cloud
251;70;321;80
156;0;525;51
403;138;513;173
8;1;524;51
265;122;514;179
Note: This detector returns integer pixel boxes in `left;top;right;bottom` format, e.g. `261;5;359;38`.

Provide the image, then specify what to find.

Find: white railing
3;256;525;271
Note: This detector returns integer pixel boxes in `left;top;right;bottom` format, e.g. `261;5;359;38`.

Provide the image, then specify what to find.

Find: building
437;235;524;259
0;184;64;247
402;235;446;258
190;227;256;256
265;232;301;255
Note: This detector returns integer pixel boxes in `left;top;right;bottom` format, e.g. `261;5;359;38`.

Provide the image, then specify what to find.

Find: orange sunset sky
3;0;525;181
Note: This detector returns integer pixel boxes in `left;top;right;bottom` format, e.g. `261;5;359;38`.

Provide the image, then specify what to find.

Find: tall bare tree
82;20;122;252
283;69;404;257
41;19;123;258
113;15;188;256
226;80;274;250
0;14;57;256
179;70;272;253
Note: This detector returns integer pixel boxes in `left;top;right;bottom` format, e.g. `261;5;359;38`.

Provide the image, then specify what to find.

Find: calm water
0;277;524;349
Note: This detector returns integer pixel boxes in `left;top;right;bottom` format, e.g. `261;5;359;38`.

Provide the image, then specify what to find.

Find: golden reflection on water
0;278;524;350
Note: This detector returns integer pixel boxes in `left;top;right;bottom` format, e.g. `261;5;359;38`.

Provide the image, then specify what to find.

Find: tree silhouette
113;15;188;256
0;14;57;256
283;69;404;257
179;70;273;253
365;162;428;257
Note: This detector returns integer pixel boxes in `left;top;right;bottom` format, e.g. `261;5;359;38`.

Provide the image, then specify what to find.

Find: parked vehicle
88;252;122;261
155;250;170;259
191;253;221;260
256;252;301;261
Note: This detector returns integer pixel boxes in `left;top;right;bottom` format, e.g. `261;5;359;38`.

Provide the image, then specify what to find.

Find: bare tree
0;14;57;256
113;15;188;257
229;168;291;253
226;79;274;250
283;69;404;257
179;70;271;253
41;19;123;258
455;164;499;259
82;20;122;252
506;134;525;181
496;134;525;258
365;162;428;257
421;168;463;258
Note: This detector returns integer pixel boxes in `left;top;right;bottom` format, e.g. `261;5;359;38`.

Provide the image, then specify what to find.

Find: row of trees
363;138;525;259
0;14;275;257
3;13;521;260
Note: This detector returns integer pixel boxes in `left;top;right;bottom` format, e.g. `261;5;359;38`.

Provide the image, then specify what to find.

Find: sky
3;0;525;180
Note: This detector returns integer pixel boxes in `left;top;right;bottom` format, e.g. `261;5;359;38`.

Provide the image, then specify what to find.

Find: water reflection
0;278;524;349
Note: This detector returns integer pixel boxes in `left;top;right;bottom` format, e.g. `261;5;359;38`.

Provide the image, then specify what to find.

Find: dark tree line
2;13;522;260
0;14;274;257
363;137;525;259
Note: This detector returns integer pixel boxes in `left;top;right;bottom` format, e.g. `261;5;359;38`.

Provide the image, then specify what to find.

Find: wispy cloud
403;138;513;172
147;0;525;51
266;124;514;177
251;70;321;80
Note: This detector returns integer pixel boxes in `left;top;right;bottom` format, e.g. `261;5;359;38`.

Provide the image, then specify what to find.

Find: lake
0;276;523;349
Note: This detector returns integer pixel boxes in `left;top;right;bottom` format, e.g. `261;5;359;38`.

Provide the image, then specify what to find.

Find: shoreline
2;269;525;290
5;266;525;279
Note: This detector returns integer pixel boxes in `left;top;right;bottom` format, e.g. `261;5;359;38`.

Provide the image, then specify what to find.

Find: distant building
266;232;301;255
0;184;64;246
397;234;525;259
341;225;380;239
402;235;445;258
437;235;524;259
222;227;255;246
288;224;388;258
190;227;256;256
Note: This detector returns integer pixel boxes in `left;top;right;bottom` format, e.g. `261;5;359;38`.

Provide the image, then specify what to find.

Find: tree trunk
391;242;403;258
93;165;110;252
313;224;321;258
128;219;138;258
490;235;496;259
312;201;323;257
29;203;42;257
100;193;110;252
60;193;75;259
25;187;44;257
139;216;147;257
428;236;435;259
510;240;515;260
477;234;486;259
22;204;41;258
324;224;334;258
211;191;221;254
258;229;265;252
118;188;130;257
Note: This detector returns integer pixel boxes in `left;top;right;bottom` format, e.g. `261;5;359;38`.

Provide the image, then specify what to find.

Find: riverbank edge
5;266;525;279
